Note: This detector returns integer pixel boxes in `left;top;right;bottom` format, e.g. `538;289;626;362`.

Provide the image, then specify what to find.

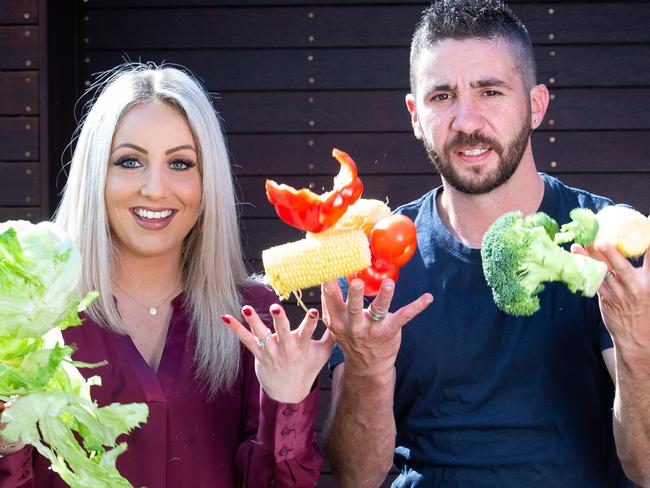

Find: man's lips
453;146;493;162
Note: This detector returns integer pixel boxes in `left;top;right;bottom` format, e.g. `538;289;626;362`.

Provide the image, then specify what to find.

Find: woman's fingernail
309;309;319;318
271;305;282;315
221;315;231;324
242;306;253;317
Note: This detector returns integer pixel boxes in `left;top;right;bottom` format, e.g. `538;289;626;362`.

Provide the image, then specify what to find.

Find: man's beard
423;116;532;195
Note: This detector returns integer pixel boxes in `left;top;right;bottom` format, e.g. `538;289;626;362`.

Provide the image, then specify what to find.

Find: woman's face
105;100;202;262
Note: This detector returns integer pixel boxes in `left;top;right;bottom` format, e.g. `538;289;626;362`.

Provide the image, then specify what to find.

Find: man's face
407;38;533;195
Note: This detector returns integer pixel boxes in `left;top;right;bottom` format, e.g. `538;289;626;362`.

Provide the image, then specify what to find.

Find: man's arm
321;279;432;488
325;363;397;488
582;242;650;484
603;344;650;485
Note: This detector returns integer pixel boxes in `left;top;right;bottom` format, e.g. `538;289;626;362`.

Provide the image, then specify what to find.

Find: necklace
114;279;181;316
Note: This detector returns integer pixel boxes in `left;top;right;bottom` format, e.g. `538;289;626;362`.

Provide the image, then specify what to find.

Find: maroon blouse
0;285;323;487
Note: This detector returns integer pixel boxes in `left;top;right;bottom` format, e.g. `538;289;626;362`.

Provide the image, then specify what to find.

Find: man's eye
169;158;195;171
114;157;142;169
432;93;451;102
484;90;502;97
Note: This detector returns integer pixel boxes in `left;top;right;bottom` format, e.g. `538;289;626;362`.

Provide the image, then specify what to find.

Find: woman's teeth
134;209;173;220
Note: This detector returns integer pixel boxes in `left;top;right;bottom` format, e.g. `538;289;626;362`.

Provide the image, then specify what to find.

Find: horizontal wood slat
0;0;38;25
228;131;650;175
0;27;38;70
240;173;649;219
0;71;38;115
239;172;649;250
0;207;41;222
82;4;650;50
0;117;39;160
209;89;650;133
0;163;41;206
83;44;650;91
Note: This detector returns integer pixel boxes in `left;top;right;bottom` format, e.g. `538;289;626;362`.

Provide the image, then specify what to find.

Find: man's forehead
414;38;518;87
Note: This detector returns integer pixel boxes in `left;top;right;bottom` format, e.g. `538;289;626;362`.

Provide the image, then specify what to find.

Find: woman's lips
129;208;176;230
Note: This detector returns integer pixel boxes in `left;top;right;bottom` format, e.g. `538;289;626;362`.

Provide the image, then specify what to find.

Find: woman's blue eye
170;158;195;171
114;156;142;169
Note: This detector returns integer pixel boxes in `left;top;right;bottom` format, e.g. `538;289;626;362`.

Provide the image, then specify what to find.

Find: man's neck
437;161;545;248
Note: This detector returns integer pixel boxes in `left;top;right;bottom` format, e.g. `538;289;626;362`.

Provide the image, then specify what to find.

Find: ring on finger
255;328;272;348
367;304;387;322
605;269;615;282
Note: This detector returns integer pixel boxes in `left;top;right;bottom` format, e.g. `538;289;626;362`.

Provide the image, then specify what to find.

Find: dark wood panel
0;0;38;25
0;163;41;206
0;207;40;222
239;172;650;222
0;71;38;115
84;44;650;91
0;117;38;160
214;89;650;134
536;45;650;88
82;4;650;50
0;27;38;70
228;132;650;175
543;88;650;131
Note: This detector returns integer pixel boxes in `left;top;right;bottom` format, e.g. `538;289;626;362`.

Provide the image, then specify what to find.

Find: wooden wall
1;1;649;486
0;0;46;222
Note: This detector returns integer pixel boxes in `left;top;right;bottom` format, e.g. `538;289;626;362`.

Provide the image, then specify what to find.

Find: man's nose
450;96;486;135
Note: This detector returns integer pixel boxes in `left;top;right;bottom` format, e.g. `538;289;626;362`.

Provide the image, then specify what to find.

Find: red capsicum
265;148;364;233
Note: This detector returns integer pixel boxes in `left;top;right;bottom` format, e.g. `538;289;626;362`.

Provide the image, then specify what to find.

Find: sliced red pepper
265;148;364;233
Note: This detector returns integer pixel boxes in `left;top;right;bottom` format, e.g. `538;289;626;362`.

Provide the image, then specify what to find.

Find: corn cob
263;229;371;299
596;206;650;257
308;199;391;238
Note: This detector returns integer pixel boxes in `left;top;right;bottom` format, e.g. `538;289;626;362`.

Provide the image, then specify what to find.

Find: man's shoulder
393;187;438;218
541;173;614;212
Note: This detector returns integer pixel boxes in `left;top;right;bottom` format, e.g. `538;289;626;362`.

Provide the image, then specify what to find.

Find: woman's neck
113;249;184;301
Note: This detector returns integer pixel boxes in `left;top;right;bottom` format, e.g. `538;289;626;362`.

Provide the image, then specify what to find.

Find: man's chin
442;168;513;195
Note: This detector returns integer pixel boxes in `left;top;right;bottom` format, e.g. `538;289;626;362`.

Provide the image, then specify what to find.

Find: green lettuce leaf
0;221;149;488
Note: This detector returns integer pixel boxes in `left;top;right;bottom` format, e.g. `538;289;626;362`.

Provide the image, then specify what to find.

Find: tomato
369;215;417;267
348;258;399;297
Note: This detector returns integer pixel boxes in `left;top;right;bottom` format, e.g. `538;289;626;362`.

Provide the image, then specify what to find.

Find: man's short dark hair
409;0;537;93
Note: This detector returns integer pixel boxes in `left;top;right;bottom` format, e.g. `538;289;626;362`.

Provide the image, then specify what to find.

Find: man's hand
321;278;433;377
572;242;650;353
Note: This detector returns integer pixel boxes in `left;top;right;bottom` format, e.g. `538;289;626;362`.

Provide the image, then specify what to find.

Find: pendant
149;307;158;316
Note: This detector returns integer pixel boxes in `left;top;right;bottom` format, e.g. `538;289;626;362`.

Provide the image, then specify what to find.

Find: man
322;1;650;486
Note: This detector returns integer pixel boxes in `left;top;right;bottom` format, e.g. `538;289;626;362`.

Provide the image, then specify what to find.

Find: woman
0;64;332;487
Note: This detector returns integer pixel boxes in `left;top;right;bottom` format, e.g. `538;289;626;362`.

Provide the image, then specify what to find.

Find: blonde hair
54;64;249;395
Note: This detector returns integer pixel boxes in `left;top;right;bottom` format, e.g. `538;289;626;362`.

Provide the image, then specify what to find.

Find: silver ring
367;304;387;322
255;329;272;348
605;269;615;282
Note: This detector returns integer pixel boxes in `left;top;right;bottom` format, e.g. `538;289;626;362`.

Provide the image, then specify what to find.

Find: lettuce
0;221;148;488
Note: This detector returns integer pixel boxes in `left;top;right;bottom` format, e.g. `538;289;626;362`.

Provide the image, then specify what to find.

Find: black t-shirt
330;174;633;487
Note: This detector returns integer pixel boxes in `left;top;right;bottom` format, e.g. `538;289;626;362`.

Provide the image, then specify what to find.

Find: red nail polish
242;307;253;317
221;315;231;324
271;305;282;315
309;309;319;318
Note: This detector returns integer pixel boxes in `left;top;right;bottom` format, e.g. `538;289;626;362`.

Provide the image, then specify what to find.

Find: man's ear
529;83;550;130
405;94;423;140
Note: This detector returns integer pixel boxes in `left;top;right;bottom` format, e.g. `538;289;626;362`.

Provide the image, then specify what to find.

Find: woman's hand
0;398;26;456
223;304;335;403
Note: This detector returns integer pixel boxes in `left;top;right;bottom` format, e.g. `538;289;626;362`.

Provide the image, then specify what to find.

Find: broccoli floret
481;211;608;317
553;208;599;246
523;211;559;239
